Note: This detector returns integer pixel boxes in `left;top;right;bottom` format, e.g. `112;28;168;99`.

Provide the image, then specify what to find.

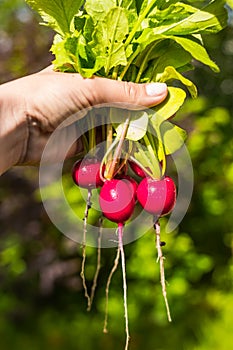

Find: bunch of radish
25;0;228;348
72;142;176;349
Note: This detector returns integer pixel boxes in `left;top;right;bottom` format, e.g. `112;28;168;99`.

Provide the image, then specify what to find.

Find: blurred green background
0;1;233;349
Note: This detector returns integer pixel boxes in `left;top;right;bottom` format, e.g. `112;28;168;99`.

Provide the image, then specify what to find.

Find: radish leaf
160;122;187;156
113;110;149;141
98;7;129;74
159;66;197;98
150;119;187;158
170;35;220;72
25;0;84;35
152;87;187;123
85;0;116;22
151;1;227;36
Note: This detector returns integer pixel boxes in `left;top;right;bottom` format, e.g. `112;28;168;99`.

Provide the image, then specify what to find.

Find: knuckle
123;81;143;107
124;81;137;100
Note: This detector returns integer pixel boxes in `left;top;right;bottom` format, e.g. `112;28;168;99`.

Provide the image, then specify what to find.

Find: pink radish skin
137;176;176;217
129;160;164;179
72;158;104;189
116;175;138;200
99;179;136;223
128;160;147;178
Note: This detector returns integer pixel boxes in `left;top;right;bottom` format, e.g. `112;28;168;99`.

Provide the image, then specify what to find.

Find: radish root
103;243;120;333
87;216;103;311
154;219;172;322
118;223;130;350
80;189;92;310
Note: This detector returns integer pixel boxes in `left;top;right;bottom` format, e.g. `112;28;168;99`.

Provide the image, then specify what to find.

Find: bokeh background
0;1;233;349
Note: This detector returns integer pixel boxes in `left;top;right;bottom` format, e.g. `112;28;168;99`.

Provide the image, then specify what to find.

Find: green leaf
26;0;84;35
151;40;192;74
75;55;107;78
155;0;183;11
150;118;187;157
152;87;187;123
150;2;197;26
134;39;166;67
135;31;219;74
113;110;149;141
51;32;107;77
85;0;116;23
160;121;187;155
74;14;94;42
137;0;157;16
159;66;197;98
226;0;233;8
152;0;227;36
81;7;129;76
134;29;164;50
132;143;161;179
171;35;220;72
51;35;76;69
140;40;193;81
133;1;226;75
103;7;129;74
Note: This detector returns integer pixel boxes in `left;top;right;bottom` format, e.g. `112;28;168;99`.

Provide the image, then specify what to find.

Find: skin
0;66;168;175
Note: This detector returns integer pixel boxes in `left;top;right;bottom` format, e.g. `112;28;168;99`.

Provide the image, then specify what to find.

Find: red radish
116;174;138;200
137;176;176;217
99;179;135;223
129;160;164;179
72;157;104;189
128;160;147;178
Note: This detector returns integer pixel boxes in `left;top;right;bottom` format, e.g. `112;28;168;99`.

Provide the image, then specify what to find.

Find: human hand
0;66;168;174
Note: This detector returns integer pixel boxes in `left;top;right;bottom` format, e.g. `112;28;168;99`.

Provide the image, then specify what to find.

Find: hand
0;66;168;175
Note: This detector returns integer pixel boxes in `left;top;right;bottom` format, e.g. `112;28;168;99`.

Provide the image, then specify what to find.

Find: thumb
39;67;168;110
90;76;168;109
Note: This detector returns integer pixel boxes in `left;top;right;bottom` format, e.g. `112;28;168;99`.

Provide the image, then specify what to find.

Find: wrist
0;81;28;175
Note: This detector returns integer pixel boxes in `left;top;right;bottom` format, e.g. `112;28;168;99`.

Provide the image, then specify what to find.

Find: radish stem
155;125;167;176
80;189;92;310
87;217;103;312
100;137;119;182
87;110;96;157
154;218;172;322
135;41;160;83
103;243;120;333
118;223;130;350
105;116;130;180
124;0;157;47
119;47;141;81
143;134;161;179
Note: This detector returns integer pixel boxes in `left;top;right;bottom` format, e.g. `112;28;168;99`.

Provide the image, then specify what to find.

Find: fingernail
146;83;167;96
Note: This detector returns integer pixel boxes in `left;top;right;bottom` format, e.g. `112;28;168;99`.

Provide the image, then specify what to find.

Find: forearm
0;81;28;175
